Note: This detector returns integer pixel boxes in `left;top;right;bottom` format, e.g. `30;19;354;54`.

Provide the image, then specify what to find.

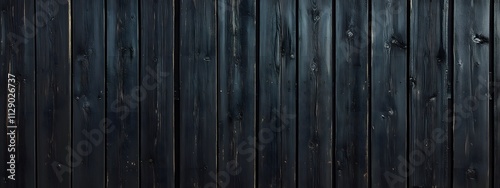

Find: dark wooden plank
298;0;333;187
139;0;175;187
371;0;408;187
495;0;500;187
72;0;105;187
0;2;8;186
35;0;72;187
453;0;491;187
409;0;451;187
0;0;36;187
258;0;297;187
179;0;217;187
334;0;369;187
106;0;139;187
217;0;256;187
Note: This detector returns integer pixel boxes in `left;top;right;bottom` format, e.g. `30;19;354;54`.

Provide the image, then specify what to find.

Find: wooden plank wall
0;0;499;188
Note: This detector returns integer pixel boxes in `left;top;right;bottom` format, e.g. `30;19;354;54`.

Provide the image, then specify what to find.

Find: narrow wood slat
0;0;36;187
106;0;140;187
139;0;175;187
72;0;106;187
7;0;36;187
35;0;72;187
298;0;333;187
258;0;297;187
453;0;491;187
409;0;451;187
371;0;408;187
0;1;8;186
179;0;217;187
217;0;257;187
334;0;369;187
495;0;500;187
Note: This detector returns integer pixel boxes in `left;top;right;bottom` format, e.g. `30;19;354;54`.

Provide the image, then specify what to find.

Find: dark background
0;0;499;187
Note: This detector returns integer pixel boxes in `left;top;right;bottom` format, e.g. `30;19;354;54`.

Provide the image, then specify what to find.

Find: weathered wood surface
179;0;217;187
335;0;369;187
371;0;408;187
409;0;452;187
453;0;491;187
106;0;140;187
72;0;105;187
35;0;72;187
0;0;36;187
217;0;257;187
139;0;175;187
298;0;333;187
0;1;498;188
259;0;297;187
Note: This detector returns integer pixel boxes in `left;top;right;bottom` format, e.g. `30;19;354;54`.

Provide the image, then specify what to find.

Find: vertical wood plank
409;0;451;187
1;0;36;187
6;0;36;187
298;0;333;187
495;0;500;187
106;0;140;187
258;0;297;187
0;3;6;184
453;0;491;187
36;0;72;187
72;0;105;187
179;0;217;187
371;0;408;187
334;0;369;187
139;0;175;187
217;0;256;187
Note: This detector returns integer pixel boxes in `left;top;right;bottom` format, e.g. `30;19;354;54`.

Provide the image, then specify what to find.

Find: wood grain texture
217;0;256;187
5;0;36;187
179;0;217;187
335;0;369;187
35;0;72;187
72;0;105;187
453;0;491;187
106;0;139;187
409;0;451;187
1;0;36;187
259;0;297;187
139;0;175;187
371;0;408;187
298;0;333;187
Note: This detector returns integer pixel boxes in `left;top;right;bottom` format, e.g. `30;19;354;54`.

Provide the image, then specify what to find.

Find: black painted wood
1;1;500;187
409;0;451;187
139;0;175;187
371;0;408;187
298;0;333;187
1;0;36;187
72;0;105;187
217;0;257;187
453;0;491;187
259;0;297;187
35;0;72;187
106;0;140;187
335;0;369;187
179;0;217;187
